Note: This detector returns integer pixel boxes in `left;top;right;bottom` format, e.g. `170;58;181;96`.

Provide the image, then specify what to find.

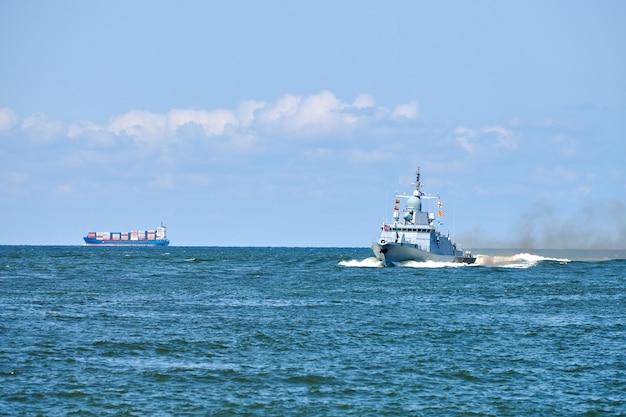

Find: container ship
83;224;169;246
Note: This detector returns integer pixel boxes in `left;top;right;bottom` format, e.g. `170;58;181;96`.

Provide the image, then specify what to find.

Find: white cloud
259;94;302;125
254;91;369;136
168;109;238;136
455;125;516;154
454;126;477;153
0;107;19;132
392;100;419;119
483;126;515;150
352;94;375;109
238;100;266;127
287;90;356;132
67;121;122;147
108;110;168;143
106;108;238;143
21;112;65;142
67;120;104;138
1;91;421;146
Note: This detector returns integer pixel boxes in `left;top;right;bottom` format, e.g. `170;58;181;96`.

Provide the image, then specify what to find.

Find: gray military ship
371;168;475;266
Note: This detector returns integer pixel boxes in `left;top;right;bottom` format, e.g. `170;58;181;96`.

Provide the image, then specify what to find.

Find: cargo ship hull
83;238;169;246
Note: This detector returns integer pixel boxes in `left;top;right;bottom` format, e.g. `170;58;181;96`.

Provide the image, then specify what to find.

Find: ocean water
1;246;625;416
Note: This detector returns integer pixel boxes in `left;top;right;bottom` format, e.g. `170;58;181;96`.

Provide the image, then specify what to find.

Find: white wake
339;253;571;269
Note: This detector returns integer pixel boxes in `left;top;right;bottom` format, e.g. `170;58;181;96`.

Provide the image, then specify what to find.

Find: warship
372;169;475;265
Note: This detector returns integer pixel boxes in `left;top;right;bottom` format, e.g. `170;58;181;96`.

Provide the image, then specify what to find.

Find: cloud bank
2;91;420;146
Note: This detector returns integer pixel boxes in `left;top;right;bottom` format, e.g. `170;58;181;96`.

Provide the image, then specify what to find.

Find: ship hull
372;241;475;265
83;237;169;246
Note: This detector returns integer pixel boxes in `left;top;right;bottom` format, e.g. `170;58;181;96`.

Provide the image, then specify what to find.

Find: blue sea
1;246;625;416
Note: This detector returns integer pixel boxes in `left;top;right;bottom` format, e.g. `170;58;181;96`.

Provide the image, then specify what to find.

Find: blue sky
1;1;625;248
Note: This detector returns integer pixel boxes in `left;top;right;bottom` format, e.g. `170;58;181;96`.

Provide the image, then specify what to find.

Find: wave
338;257;384;268
338;258;468;269
475;253;571;268
398;260;467;268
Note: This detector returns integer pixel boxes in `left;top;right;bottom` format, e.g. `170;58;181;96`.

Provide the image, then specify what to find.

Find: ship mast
414;167;421;194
